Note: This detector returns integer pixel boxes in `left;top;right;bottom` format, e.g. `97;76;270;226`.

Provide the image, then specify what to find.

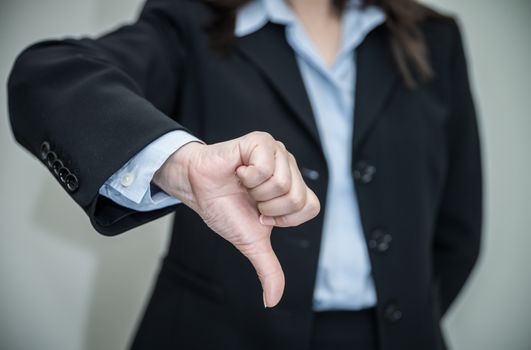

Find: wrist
153;141;206;211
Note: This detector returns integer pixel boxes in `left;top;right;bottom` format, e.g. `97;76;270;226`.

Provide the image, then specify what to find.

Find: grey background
1;0;530;349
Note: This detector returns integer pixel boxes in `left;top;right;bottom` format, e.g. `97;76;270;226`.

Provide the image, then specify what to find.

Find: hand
153;131;320;308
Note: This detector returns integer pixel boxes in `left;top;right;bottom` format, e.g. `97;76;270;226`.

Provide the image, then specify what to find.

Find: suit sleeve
432;18;484;316
7;0;195;236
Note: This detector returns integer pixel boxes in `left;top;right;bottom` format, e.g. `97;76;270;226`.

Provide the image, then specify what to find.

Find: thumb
238;237;285;308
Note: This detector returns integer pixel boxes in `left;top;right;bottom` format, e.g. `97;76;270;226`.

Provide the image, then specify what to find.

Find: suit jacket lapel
235;23;323;153
235;22;399;162
353;25;400;157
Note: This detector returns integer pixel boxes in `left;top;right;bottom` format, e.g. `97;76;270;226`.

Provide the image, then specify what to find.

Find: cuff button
120;173;134;187
40;141;51;160
58;167;70;183
51;159;63;175
46;151;57;168
65;173;79;192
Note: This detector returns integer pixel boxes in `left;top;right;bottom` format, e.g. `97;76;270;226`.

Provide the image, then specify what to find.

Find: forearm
152;141;207;213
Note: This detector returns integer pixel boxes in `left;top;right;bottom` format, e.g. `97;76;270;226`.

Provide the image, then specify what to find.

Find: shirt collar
235;0;384;39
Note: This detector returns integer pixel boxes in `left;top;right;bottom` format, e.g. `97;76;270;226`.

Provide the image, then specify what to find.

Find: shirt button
120;173;134;187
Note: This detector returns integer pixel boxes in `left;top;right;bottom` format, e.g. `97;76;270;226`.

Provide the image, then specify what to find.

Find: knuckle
273;176;290;193
310;199;321;217
283;216;300;227
278;215;298;228
257;202;268;215
250;130;273;141
289;193;305;211
257;166;274;181
275;215;289;227
308;193;321;217
287;152;298;164
276;140;286;150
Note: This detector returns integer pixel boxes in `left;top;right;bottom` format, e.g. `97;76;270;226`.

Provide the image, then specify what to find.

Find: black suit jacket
7;0;483;349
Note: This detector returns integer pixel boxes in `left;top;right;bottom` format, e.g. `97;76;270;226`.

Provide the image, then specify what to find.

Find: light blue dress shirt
99;0;385;311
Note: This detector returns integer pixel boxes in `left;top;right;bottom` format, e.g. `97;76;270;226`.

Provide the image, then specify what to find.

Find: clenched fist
152;131;320;308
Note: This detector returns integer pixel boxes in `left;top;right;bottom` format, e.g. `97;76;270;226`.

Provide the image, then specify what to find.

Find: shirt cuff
98;130;205;212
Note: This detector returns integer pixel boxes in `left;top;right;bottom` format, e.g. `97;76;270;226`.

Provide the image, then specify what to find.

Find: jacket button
301;167;320;181
383;302;402;323
353;160;376;184
40;141;51;160
46;151;57;168
368;229;392;253
299;239;310;249
65;173;79;192
58;167;70;183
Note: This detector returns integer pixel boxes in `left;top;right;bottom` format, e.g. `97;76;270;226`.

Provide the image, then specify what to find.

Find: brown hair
205;0;440;88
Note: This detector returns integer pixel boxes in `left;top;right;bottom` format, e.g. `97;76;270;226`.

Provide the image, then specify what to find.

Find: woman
7;0;482;349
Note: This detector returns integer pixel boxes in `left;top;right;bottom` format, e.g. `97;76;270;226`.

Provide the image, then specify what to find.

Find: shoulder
137;0;216;51
415;3;468;55
141;0;213;28
414;4;471;79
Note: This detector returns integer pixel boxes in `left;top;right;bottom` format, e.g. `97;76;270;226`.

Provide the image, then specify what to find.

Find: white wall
1;0;530;349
